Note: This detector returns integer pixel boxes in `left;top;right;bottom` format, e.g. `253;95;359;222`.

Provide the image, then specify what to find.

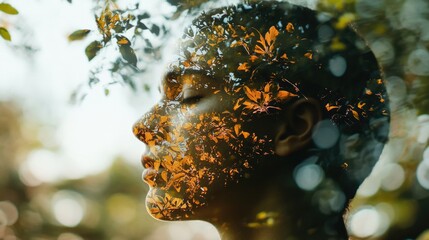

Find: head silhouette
133;1;390;239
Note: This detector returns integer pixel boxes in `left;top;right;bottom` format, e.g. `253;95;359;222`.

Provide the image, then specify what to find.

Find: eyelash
182;95;203;104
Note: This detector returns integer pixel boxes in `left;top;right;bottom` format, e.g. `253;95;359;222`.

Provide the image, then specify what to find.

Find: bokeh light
349;207;381;238
51;191;86;227
294;160;325;191
312;120;340;149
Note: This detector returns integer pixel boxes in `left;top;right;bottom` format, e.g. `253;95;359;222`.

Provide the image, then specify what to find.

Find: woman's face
133;17;300;221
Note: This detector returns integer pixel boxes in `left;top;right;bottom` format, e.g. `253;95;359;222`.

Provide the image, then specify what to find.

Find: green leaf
0;3;18;15
119;45;137;67
85;41;102;61
0;27;11;41
68;29;91;41
151;24;160;36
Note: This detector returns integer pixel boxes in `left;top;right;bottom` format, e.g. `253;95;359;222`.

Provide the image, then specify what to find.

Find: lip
141;155;154;168
142;168;159;187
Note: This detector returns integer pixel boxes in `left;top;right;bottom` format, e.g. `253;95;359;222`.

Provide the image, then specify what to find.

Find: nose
133;103;169;146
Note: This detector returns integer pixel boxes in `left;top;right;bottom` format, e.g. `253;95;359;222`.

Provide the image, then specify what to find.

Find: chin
145;188;202;221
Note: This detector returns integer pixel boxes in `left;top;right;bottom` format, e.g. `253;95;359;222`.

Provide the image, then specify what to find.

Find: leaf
237;62;250;72
304;52;313;59
138;12;150;20
351;109;360;120
0;27;11;41
0;3;18;15
242;131;250;138
116;36;130;45
161;171;168;182
325;103;339;111
144;132;153;141
243;86;261;102
286;22;294;33
151;24;160;36
234;124;241;135
119;45;137;67
357;102;366;109
265;26;279;46
264;82;271;92
280;53;288;59
255;26;278;56
68;29;91;41
277;90;296;100
85;41;102;61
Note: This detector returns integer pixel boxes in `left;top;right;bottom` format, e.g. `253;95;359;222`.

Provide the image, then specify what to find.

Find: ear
275;98;322;157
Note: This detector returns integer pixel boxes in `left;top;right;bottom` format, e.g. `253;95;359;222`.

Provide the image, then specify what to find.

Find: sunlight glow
52;191;86;227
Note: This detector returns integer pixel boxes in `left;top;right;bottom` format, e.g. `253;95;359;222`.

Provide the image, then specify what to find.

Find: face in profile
132;10;307;221
132;3;389;234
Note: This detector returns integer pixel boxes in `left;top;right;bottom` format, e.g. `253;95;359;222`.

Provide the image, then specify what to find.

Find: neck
200;178;349;240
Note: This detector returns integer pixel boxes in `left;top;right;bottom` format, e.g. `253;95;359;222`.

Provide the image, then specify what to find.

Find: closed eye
182;95;203;104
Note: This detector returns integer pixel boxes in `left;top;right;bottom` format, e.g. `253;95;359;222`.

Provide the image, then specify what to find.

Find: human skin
133;2;389;239
132;22;330;239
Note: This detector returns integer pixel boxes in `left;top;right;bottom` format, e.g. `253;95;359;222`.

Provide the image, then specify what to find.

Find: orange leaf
325;103;339;111
233;98;243;111
154;160;161;171
145;132;153;141
351;109;360;120
160;116;168;124
183;122;192;130
234;124;241;135
280;53;288;59
304;52;313;59
244;86;261;102
242;131;250;138
263;92;271;103
243;100;258;110
250;55;258;62
161;171;168;182
357;102;366;109
264;82;271;92
277;90;296;100
117;37;129;45
238;62;250;72
265;26;279;45
286;22;295;33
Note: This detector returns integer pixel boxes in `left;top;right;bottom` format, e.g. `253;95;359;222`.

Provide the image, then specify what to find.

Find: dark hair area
182;1;390;202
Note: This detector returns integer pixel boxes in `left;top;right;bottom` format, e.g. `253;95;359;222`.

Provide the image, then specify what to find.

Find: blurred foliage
68;0;211;95
0;102;160;239
317;0;429;239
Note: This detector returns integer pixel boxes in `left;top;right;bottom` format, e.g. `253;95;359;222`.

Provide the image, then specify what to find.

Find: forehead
170;3;322;86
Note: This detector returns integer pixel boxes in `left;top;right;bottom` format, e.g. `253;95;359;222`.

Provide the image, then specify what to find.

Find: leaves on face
325;103;339;111
277;90;296;101
237;62;250;72
286;22;295;33
254;26;279;57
